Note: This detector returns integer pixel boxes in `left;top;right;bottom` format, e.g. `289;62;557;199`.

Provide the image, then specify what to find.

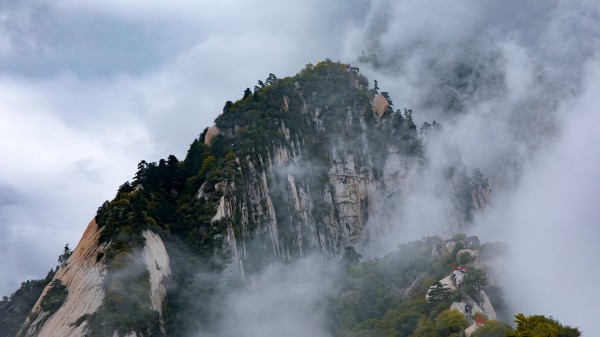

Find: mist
497;61;600;334
342;0;600;334
2;0;599;335
204;0;600;331
206;256;337;337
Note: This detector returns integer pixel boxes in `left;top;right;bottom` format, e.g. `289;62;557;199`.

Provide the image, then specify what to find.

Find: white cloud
498;60;600;334
0;74;151;293
0;2;599;335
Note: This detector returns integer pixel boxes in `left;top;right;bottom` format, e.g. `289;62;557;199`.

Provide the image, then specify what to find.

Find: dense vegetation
0;269;55;337
329;236;579;337
507;314;581;337
40;280;68;314
330;236;475;337
77;59;432;336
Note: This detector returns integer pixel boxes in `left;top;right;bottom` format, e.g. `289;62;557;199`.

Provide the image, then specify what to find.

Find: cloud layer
1;0;599;334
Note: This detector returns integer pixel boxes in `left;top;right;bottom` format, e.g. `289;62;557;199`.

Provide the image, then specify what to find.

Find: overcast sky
1;0;599;333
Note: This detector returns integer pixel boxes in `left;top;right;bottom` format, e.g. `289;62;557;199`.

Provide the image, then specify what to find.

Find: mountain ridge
4;60;511;337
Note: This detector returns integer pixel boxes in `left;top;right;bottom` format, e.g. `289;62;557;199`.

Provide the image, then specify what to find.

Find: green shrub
435;309;467;335
471;320;511;337
41;280;68;314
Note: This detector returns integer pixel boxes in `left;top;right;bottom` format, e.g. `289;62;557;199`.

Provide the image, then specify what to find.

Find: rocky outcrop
465;322;481;337
208;95;422;272
372;94;389;118
18;224;172;337
142;230;171;329
477;289;497;320
16;61;494;336
18;220;109;337
426;237;497;337
471;184;491;210
204;125;221;146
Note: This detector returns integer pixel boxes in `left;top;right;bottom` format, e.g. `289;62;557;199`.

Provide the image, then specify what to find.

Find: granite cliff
11;61;491;337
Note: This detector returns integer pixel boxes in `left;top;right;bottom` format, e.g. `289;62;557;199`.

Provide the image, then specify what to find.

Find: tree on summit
58;244;72;267
381;91;393;106
427;281;452;305
372;79;380;93
266;73;279;85
243;88;252;99
507;314;581;337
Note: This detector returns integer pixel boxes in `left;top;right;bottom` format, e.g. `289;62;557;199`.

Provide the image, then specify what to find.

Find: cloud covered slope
1;0;599;333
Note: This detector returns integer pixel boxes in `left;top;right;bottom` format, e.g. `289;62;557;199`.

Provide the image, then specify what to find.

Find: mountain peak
8;60;493;337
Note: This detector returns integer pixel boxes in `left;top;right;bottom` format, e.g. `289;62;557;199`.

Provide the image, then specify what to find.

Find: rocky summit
0;60;577;337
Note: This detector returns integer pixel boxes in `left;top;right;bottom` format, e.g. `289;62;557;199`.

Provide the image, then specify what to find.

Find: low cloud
496;60;600;334
341;1;600;332
203;256;337;337
1;2;599;335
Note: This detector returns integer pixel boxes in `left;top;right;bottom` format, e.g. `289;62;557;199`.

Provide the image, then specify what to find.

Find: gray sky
1;0;599;333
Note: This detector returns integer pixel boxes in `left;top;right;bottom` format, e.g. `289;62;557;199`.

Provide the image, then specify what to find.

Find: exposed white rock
261;170;281;258
204;125;220;145
212;196;228;222
454;269;466;287
465;322;480;337
142;230;171;322
282;95;290;112
478;289;497;320
273;146;290;165
19;225;172;337
18;220;109;337
225;223;245;281
372;94;389;118
195;182;209;200
288;174;301;211
280;121;291;141
461;290;497;336
440;274;458;291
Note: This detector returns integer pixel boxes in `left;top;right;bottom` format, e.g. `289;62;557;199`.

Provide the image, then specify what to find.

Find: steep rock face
18;220;109;337
18;223;171;337
208;73;422;272
15;61;493;337
177;61;487;278
142;230;171;329
472;183;491;210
